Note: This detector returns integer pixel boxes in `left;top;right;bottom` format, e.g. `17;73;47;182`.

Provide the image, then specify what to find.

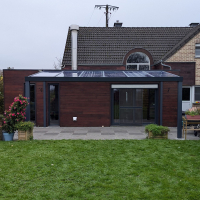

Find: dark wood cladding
63;65;125;70
166;62;195;86
162;82;178;127
153;62;195;86
59;82;111;127
3;70;38;110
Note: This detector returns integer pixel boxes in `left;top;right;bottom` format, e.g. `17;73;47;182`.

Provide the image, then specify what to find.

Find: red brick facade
3;70;179;127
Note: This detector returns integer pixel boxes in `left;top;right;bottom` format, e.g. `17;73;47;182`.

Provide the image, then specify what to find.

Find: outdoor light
73;117;77;121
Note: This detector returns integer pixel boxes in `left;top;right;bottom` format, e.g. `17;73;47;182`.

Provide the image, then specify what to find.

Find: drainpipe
70;24;79;70
160;60;171;70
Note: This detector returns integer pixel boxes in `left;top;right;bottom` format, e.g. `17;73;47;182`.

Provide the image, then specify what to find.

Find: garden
0;140;200;199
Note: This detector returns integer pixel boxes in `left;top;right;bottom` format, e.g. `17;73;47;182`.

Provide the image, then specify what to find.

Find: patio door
112;88;156;125
119;89;143;125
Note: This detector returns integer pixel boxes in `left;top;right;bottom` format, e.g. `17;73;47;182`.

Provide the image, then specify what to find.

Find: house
3;22;200;138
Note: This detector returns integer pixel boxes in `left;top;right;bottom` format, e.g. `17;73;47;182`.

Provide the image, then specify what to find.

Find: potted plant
2;95;28;141
2;110;16;141
15;121;34;140
185;107;200;120
145;124;169;139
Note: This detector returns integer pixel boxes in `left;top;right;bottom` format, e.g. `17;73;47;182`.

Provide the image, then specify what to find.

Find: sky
0;0;200;70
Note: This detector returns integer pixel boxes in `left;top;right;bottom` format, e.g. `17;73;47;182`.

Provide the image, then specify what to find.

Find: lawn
0;140;200;200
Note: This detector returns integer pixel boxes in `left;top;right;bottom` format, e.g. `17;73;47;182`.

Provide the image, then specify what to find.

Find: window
195;87;200;101
182;88;190;101
126;52;150;70
195;44;200;58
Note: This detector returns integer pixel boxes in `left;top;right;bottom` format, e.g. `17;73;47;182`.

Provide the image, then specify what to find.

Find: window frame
195;86;200;101
195;44;200;58
126;52;150;70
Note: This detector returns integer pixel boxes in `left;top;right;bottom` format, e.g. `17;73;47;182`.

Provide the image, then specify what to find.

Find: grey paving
13;126;200;140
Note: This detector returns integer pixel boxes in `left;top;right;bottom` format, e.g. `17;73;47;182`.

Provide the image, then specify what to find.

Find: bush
145;124;169;136
2;95;28;133
15;121;34;132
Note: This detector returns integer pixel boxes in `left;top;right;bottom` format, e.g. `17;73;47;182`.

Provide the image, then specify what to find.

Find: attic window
195;44;200;58
126;52;150;70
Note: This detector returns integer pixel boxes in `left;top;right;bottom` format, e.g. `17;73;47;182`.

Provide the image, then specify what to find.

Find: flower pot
185;115;200;120
3;132;14;141
148;131;168;139
18;130;33;140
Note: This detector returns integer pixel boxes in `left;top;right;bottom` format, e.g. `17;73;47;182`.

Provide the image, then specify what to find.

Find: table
182;116;200;139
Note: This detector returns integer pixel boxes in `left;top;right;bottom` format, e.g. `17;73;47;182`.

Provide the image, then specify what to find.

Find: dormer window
195;44;200;58
126;52;150;70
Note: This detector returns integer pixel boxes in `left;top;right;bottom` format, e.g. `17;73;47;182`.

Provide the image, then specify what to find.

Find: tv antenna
95;4;119;27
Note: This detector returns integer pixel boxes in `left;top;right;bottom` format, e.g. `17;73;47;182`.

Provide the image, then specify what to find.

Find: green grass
0;140;200;200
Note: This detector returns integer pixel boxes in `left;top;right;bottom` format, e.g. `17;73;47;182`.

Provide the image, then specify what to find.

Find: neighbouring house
3;22;200;138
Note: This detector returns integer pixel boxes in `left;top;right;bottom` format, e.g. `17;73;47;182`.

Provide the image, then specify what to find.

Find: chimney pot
189;23;199;27
114;21;123;27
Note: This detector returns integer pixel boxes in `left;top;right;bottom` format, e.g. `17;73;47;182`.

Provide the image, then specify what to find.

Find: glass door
49;84;59;126
112;88;156;125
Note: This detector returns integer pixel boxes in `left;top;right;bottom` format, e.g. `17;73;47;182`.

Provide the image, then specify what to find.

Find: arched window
126;52;150;70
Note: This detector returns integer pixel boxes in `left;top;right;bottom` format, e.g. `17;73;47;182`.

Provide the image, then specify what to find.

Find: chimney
189;23;199;27
114;20;123;27
70;24;79;70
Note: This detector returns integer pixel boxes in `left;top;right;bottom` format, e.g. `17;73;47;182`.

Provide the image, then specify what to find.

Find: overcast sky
0;0;200;70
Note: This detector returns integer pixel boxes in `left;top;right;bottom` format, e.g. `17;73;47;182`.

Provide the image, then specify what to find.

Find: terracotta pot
185;115;200;120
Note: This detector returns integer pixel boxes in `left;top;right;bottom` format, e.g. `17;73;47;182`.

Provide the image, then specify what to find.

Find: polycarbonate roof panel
29;70;179;78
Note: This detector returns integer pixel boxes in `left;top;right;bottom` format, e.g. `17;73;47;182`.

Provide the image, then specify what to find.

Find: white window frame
195;44;200;58
126;52;150;70
194;86;200;101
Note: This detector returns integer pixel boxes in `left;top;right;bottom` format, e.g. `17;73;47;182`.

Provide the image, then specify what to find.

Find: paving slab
12;126;200;140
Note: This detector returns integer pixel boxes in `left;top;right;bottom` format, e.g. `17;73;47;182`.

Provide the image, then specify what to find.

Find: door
182;87;192;111
112;88;156;125
49;84;59;126
119;89;143;125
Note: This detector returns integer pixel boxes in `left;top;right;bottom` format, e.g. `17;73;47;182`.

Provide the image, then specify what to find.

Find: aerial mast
95;4;119;27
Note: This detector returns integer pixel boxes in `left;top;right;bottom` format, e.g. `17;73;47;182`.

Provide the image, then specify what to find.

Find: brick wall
166;32;200;85
3;70;38;110
59;82;111;127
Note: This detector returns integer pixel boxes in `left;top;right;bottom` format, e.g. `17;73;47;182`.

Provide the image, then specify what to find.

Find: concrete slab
12;126;200;141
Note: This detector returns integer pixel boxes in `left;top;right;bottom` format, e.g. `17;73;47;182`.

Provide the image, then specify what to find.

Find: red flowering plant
2;95;28;133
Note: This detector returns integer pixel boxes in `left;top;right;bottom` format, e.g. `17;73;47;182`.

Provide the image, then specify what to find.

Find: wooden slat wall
163;82;178;127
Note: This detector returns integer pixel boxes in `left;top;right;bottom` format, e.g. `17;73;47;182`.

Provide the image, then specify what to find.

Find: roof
26;70;182;82
62;26;200;66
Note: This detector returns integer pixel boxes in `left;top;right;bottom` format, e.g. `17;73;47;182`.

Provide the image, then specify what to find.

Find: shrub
2;95;28;133
145;124;170;136
15;121;34;132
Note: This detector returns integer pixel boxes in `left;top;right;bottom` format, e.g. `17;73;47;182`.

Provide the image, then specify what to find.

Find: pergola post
177;81;182;138
25;81;30;121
